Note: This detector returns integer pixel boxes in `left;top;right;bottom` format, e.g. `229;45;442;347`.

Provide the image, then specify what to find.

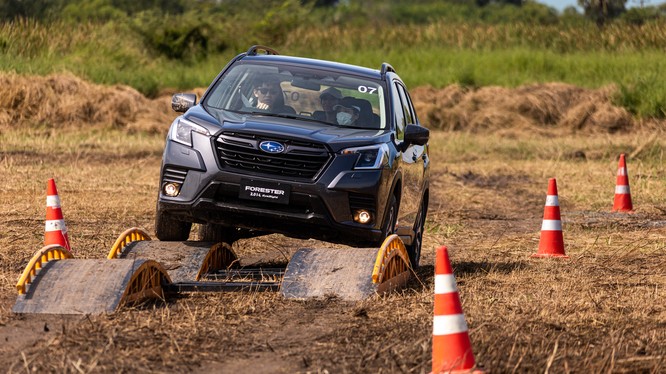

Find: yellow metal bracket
119;260;172;306
16;244;73;295
107;227;152;259
196;242;239;280
372;234;411;284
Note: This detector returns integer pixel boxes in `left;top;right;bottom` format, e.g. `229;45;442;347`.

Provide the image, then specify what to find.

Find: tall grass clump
284;21;666;53
0;19;236;96
616;72;666;118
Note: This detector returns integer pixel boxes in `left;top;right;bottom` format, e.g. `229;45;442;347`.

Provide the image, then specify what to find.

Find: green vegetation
1;0;665;117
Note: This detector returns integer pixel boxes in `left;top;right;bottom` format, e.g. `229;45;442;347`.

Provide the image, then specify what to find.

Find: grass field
1;118;665;371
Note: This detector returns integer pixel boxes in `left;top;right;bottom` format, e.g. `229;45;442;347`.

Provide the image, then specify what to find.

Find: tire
198;223;237;243
405;201;426;268
155;205;191;241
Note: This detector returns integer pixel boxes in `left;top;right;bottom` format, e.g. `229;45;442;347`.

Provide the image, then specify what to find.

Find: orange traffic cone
531;178;568;258
612;154;633;212
45;178;71;252
431;246;483;374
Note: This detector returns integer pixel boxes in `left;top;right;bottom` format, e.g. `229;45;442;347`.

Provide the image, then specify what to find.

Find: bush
61;0;126;22
620;7;662;25
616;75;666;117
252;0;315;44
132;11;213;59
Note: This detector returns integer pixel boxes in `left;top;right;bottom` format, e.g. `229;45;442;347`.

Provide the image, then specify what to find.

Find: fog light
353;210;372;224
163;182;181;197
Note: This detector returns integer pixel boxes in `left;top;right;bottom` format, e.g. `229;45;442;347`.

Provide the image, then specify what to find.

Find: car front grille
215;132;331;180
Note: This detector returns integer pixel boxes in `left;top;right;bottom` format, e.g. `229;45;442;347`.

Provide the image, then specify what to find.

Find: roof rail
246;45;280;56
380;63;395;76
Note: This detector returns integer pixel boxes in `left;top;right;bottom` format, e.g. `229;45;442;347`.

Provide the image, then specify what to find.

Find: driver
252;74;295;114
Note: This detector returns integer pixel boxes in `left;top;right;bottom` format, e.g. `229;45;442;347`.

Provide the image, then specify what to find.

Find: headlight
169;117;210;147
341;144;389;170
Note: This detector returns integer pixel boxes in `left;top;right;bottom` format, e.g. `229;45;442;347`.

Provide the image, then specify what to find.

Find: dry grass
0;72;193;134
2;72;657;136
0;76;665;373
411;83;637;134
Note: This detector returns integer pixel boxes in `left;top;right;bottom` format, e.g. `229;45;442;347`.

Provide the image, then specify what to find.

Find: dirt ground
1;76;665;373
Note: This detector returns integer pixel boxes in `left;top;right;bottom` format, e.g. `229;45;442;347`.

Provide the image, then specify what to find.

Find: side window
402;86;419;125
395;83;416;125
392;82;406;141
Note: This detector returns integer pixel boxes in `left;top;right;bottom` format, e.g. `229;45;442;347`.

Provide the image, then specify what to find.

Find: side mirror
404;124;429;146
172;93;197;113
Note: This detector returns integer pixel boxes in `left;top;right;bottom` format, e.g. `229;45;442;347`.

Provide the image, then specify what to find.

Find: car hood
187;106;391;152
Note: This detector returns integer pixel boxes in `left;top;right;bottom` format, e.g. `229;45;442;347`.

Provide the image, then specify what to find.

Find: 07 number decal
357;85;377;94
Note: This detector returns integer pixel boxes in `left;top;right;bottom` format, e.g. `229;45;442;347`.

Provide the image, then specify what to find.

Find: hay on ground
411;82;635;134
0;73;646;134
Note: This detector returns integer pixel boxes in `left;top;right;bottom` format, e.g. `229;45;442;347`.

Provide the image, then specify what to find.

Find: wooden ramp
118;241;237;283
13;231;412;314
108;228;239;284
281;247;379;300
14;245;170;315
281;235;412;301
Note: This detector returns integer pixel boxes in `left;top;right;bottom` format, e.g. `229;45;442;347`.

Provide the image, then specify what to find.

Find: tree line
1;0;665;24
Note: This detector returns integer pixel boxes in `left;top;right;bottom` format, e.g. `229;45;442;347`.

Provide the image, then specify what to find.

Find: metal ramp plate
13;258;169;315
281;247;383;301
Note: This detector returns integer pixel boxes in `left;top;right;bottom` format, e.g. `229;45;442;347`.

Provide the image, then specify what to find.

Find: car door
391;80;427;237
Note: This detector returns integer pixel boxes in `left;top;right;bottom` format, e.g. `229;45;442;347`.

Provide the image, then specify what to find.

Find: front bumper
158;140;393;246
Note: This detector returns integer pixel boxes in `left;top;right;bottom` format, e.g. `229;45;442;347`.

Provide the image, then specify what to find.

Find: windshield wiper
222;109;367;128
243;110;338;125
255;112;302;120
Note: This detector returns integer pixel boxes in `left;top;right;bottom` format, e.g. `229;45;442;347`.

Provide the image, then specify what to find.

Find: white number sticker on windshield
357;85;377;94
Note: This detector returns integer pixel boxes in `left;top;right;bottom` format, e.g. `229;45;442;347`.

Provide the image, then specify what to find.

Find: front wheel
198;223;238;243
379;194;398;241
405;201;426;268
155;204;191;241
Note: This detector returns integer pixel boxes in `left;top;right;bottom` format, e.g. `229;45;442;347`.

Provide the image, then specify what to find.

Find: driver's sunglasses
257;87;279;95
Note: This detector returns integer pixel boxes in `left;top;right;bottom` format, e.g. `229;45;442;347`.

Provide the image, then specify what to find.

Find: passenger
354;98;379;128
313;87;342;123
252;74;295;114
333;97;361;127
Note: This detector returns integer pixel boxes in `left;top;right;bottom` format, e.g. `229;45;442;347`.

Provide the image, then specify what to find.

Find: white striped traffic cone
431;246;483;374
612;154;633;212
45;178;71;252
531;178;568;258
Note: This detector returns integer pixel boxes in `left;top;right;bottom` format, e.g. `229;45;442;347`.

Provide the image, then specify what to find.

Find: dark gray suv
156;46;430;267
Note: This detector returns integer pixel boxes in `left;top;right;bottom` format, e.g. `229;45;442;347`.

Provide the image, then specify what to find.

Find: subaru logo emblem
259;141;285;154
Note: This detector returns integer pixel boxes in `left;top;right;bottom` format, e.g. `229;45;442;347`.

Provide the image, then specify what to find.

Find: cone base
430;368;486;374
531;253;569;259
611;208;634;213
612;193;633;212
44;231;71;252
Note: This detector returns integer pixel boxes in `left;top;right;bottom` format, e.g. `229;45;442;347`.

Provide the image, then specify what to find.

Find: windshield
203;62;387;130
